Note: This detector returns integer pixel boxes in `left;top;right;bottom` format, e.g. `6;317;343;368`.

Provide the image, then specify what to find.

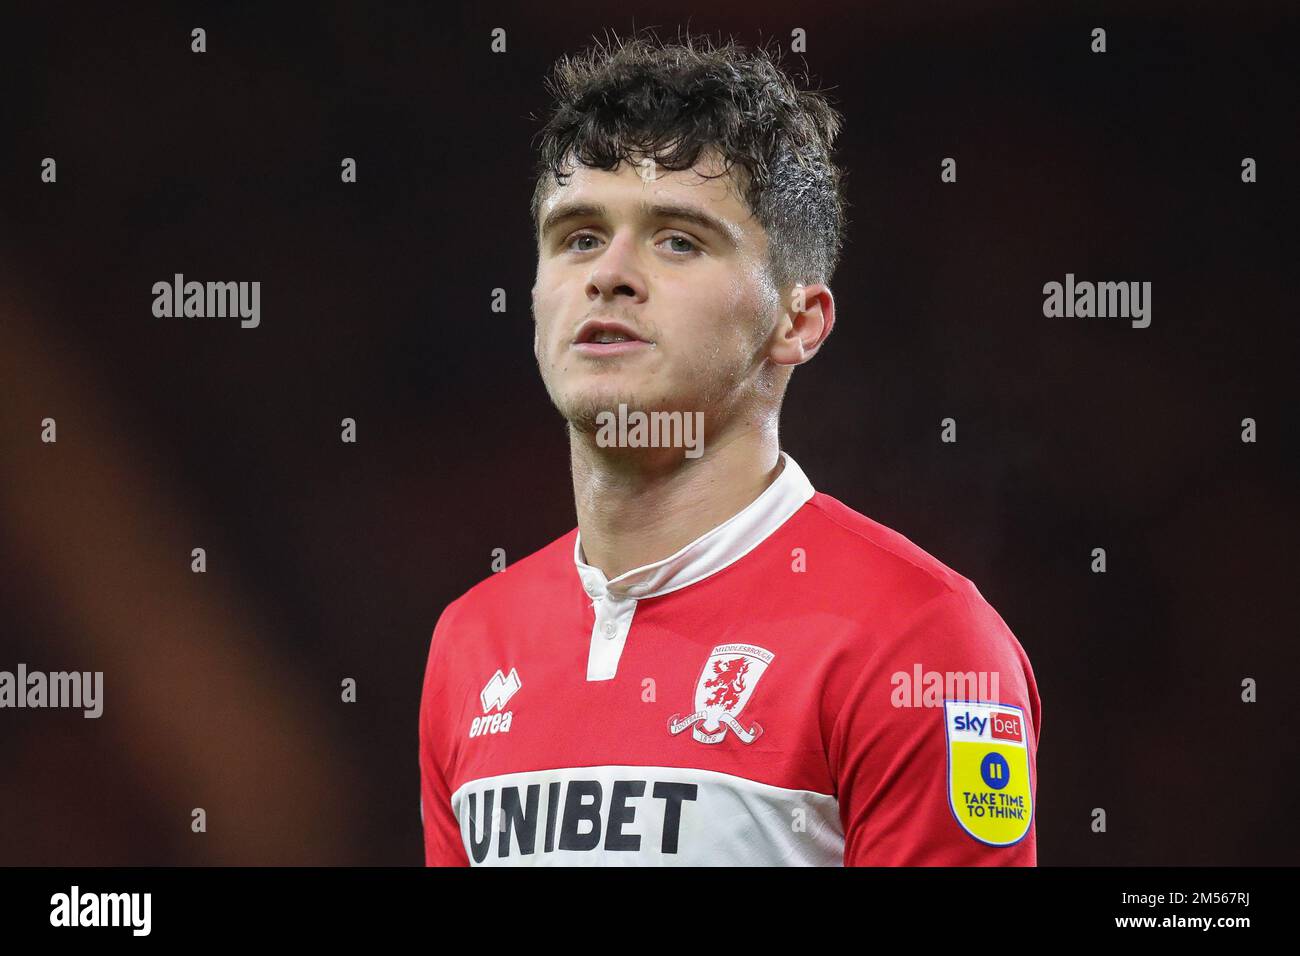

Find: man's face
531;151;782;438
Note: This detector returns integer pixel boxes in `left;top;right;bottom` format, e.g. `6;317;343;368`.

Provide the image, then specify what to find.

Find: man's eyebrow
539;200;740;249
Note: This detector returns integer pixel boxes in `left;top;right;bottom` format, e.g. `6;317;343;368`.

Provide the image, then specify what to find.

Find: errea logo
471;668;520;738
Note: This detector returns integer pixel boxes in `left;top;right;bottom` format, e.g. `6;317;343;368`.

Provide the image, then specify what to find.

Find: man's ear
769;282;835;366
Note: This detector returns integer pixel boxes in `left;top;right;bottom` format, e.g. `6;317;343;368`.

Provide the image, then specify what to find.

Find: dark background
1;0;1296;865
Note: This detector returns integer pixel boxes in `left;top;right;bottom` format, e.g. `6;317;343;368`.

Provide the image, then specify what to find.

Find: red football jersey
419;453;1040;865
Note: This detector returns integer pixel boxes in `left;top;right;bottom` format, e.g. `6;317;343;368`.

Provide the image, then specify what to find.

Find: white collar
573;451;815;602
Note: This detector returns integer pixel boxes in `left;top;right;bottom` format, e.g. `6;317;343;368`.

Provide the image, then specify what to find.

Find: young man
420;33;1040;866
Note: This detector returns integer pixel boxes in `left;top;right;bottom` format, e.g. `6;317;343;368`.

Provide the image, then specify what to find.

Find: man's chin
555;391;672;436
560;397;636;435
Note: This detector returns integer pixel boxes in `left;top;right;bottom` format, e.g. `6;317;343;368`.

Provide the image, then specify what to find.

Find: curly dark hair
529;30;850;294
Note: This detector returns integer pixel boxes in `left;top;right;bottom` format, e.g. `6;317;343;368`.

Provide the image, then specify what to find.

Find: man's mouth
588;329;635;344
571;319;652;355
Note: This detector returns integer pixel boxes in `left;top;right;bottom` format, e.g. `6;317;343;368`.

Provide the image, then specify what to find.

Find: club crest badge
668;643;773;744
944;699;1034;846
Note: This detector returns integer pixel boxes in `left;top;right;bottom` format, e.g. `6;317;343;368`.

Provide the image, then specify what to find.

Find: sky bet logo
952;709;1023;742
945;699;1033;844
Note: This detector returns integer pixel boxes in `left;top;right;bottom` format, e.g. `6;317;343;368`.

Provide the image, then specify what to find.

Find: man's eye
662;234;699;254
567;232;600;252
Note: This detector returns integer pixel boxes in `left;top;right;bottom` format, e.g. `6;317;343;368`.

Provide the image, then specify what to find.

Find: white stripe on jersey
450;764;844;866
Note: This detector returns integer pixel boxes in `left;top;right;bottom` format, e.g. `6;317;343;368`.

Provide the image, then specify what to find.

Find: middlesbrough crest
668;643;774;744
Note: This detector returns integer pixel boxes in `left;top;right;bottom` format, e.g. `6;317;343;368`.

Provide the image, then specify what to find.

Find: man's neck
571;422;783;580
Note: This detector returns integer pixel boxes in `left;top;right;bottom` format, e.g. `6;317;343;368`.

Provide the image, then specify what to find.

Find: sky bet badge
944;700;1033;845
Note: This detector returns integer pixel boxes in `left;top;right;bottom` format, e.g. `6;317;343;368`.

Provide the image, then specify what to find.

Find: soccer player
420;33;1040;866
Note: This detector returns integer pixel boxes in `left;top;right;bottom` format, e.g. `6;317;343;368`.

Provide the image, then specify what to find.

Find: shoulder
428;527;578;645
801;491;970;591
794;491;982;617
794;491;1029;668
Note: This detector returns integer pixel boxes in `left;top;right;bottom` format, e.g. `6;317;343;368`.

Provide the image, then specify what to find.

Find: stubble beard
553;380;681;436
